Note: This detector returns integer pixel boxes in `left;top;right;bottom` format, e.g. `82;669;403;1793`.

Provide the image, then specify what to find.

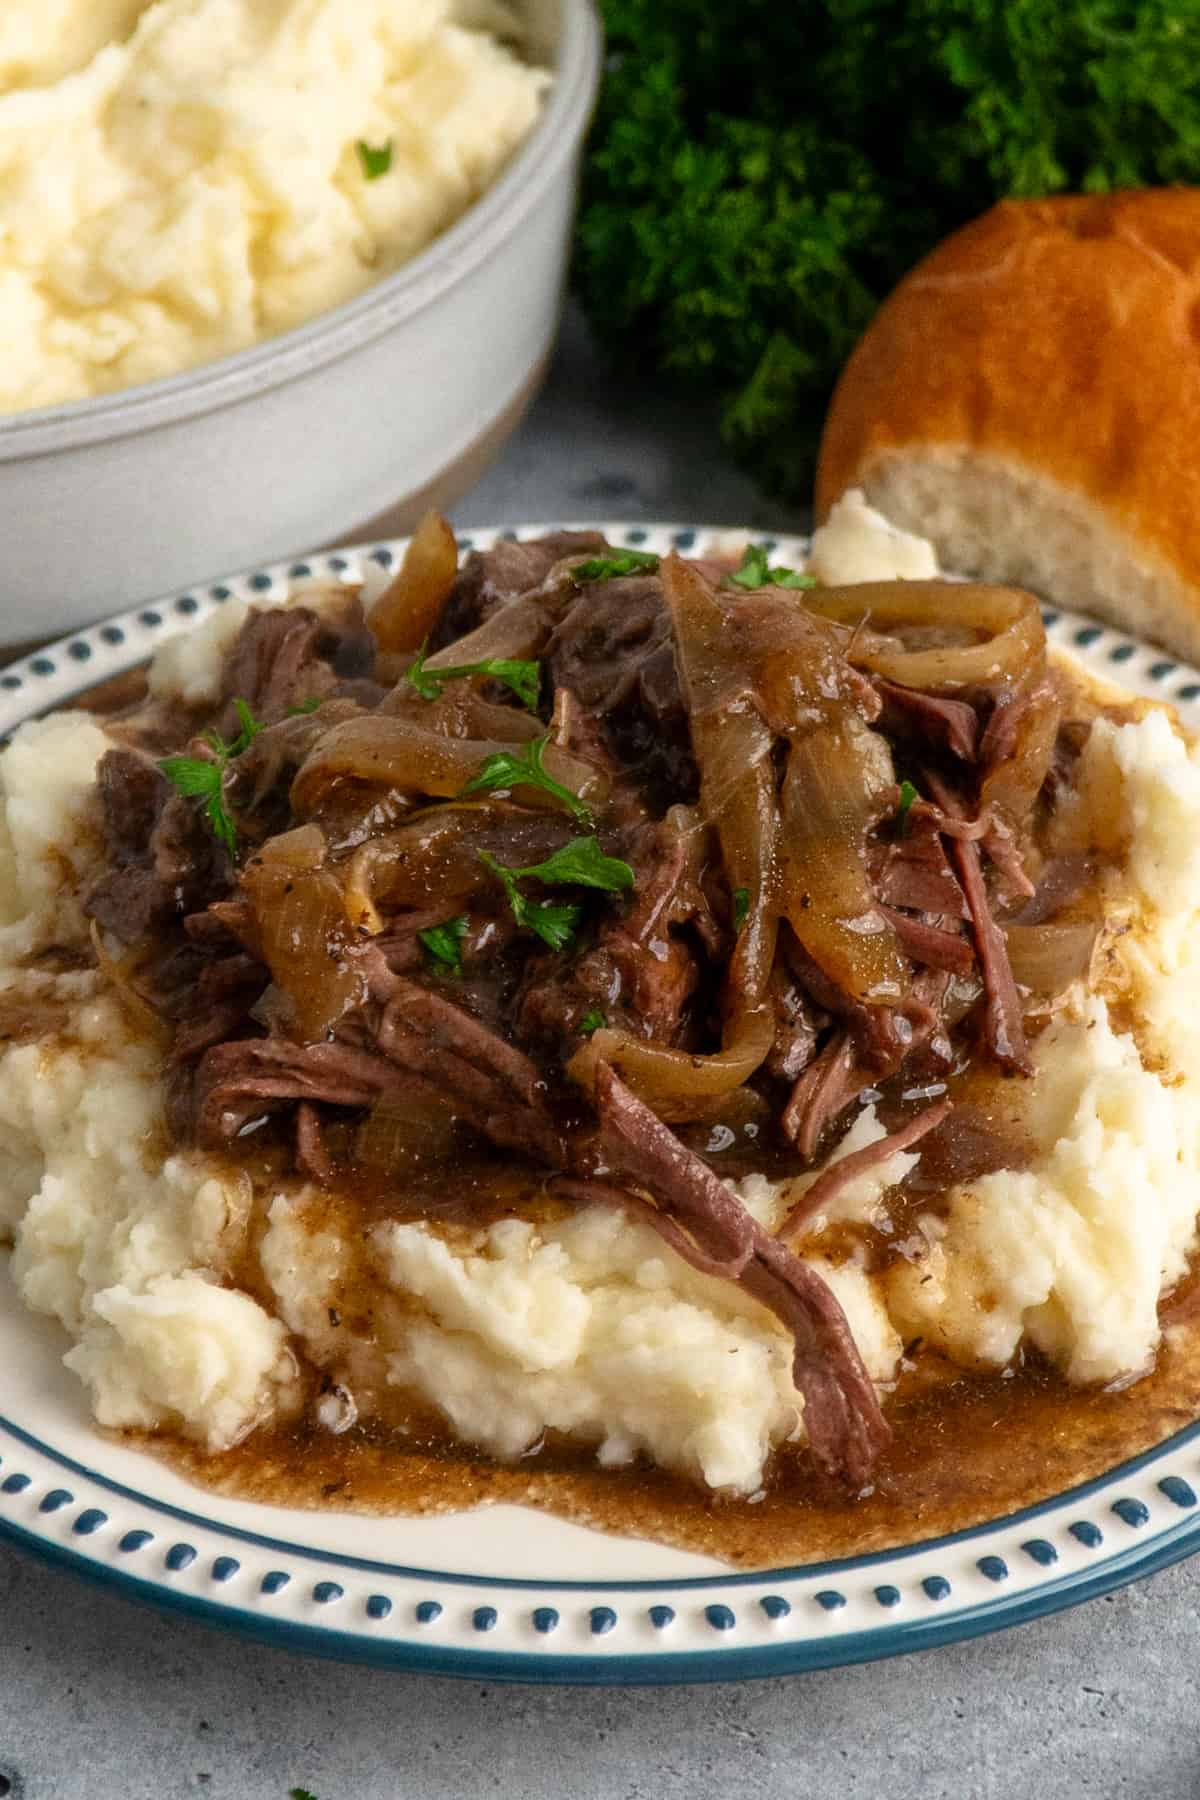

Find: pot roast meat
85;747;228;943
295;1102;336;1185
590;1063;891;1483
879;906;976;973
191;1037;421;1145
364;960;563;1165
545;575;697;808
951;832;1034;1073
169;951;266;1061
431;531;607;648
874;679;979;760
514;812;717;1054
778;1099;952;1240
871;814;967;917
216;596;377;733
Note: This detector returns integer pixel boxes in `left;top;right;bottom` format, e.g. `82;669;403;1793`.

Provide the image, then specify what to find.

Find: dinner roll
815;188;1200;662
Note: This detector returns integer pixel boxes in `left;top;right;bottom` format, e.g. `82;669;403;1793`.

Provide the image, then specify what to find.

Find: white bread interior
856;446;1200;665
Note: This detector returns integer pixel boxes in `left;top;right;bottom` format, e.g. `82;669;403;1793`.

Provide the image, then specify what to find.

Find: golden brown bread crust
815;188;1200;594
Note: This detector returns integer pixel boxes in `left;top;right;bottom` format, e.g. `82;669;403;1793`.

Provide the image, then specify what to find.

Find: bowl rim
0;0;601;463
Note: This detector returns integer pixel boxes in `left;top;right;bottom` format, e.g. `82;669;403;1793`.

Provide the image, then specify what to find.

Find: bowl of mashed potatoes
0;0;599;635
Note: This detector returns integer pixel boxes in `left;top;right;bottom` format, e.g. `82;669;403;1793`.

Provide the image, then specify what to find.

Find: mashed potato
4;507;1200;1496
0;0;547;412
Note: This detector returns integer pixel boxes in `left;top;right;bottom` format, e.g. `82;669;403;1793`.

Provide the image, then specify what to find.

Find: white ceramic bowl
0;0;601;639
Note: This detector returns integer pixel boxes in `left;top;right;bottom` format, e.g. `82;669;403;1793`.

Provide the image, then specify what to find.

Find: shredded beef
544;576;697;807
949;834;1032;1073
874;680;979;760
778;1099;951;1239
192;1037;417;1145
872;815;967;916
879;906;975;972
782;1033;867;1157
514;813;717;1054
85;748;227;943
432;531;607;648
586;1064;891;1483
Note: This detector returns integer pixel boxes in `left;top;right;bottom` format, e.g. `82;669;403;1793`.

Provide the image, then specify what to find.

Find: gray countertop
1;306;1194;1800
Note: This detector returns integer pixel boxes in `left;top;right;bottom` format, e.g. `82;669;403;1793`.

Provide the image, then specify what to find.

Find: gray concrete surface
1;305;1191;1800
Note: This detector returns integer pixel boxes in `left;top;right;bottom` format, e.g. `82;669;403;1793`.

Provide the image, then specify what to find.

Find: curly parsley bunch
576;0;1200;498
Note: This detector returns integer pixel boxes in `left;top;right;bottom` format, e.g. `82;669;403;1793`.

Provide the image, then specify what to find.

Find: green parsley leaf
356;138;393;180
520;897;583;952
513;835;635;894
732;886;750;932
461;734;592;825
579;1007;607;1035
478;852;584;950
290;1789;321;1800
159;696;265;860
231;697;265;754
728;544;771;589
157;756;222;800
728;544;817;591
405;642;541;711
418;915;468;976
896;780;919;836
477;837;628;955
571;549;661;584
286;697;323;717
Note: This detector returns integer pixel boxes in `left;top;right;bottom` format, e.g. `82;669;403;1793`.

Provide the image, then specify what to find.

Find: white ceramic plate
2;522;1200;1684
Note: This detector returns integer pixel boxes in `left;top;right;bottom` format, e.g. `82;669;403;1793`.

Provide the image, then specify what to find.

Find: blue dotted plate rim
1;520;1199;1684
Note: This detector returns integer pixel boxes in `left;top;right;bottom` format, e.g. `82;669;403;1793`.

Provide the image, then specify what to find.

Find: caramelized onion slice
980;676;1062;827
779;717;909;1004
1003;920;1098;995
804;582;1045;694
356;1090;460;1174
241;826;368;1043
342;803;574;929
291;712;605;819
370;511;459;654
89;919;166;1039
569;559;781;1115
568;1010;776;1124
379;592;559;708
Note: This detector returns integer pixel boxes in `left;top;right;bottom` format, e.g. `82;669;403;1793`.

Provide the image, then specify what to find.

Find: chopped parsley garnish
727;544;817;591
479;836;634;953
286;697;323;717
896;780;919;836
512;837;636;893
732;886;750;932
356;138;393;180
158;698;264;860
460;733;592;825
405;641;541;711
479;851;582;952
290;1790;321;1800
418;914;468;976
579;1007;607;1035
571;549;661;584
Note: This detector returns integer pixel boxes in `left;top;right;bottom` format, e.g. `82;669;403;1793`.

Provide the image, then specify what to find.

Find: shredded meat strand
591;1063;891;1482
779;1099;952;1240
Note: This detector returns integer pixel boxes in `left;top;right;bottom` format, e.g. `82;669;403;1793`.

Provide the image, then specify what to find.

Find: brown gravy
144;1320;1200;1569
